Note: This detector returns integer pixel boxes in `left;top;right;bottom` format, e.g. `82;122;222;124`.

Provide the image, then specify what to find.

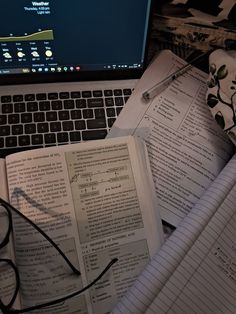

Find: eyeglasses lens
0;205;17;308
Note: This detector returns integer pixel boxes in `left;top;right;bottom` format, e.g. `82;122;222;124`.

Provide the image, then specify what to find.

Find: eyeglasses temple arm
8;258;118;314
0;198;80;275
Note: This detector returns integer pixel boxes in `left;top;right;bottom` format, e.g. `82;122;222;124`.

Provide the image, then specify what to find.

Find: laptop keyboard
0;88;132;153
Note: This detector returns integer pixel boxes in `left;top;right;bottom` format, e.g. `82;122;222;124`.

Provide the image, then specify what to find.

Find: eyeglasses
0;198;117;314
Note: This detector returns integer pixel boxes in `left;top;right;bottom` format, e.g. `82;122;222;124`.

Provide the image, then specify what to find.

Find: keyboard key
123;88;132;95
25;124;36;134
87;118;106;129
37;123;49;133
108;118;116;128
82;91;92;98
19;135;30;146
70;131;81;142
83;109;93;119
25;94;35;101
62;121;74;131
27;102;38;112
46;111;57;121
0;115;7;125
12;124;23;135
45;133;56;144
105;98;114;106
114;89;122;96
6;136;17;147
87;98;104;108
32;134;43;145
116;107;123;115
14;102;26;113
82;129;107;140
21;113;32;123
39;101;50;111
50;122;61;132
64;99;74;109
76;99;86;108
0;125;10;136
71;91;81;98
124;96;129;103
104;90;113;96
48;93;58;100
57;132;68;143
1;95;11;103
59;92;69;99
13;95;24;102
95;108;105;118
93;90;103;97
71;110;81;120
2;103;13;114
34;112;45;122
115;97;124;106
106;108;116;117
0;137;4;148
52;100;63;110
75;120;86;130
8;114;20;124
36;93;47;100
59;111;70;120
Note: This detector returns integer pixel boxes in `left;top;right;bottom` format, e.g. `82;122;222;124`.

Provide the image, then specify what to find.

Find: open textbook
108;49;235;227
0;136;164;314
113;152;236;313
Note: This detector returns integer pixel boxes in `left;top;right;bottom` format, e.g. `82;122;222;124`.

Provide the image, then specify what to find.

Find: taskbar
0;62;143;75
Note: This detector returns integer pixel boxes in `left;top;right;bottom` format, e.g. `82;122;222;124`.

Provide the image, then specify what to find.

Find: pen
142;50;211;101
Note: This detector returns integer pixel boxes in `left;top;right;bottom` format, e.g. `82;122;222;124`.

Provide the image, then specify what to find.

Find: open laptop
0;0;153;157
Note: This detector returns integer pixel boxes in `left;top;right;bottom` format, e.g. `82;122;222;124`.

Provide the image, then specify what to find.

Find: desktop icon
31;51;40;57
45;50;53;57
3;52;12;59
17;52;25;58
22;68;30;73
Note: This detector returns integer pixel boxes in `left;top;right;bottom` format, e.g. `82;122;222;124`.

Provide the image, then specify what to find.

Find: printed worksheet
108;50;234;227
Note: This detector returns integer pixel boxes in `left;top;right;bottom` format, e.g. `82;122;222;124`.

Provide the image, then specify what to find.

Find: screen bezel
0;67;145;85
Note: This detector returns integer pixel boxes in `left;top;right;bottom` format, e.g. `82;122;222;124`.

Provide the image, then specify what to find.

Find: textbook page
113;153;236;314
4;136;163;314
108;50;235;227
0;159;21;311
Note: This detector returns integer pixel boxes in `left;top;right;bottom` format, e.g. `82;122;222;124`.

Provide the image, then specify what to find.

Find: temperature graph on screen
0;30;54;42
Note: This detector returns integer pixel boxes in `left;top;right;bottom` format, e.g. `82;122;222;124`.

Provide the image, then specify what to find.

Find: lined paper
112;154;236;313
147;183;235;313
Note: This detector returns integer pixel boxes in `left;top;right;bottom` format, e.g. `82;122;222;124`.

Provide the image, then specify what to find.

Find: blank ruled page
112;154;236;314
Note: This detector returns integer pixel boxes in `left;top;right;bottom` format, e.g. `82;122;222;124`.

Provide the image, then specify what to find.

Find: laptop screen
0;0;153;83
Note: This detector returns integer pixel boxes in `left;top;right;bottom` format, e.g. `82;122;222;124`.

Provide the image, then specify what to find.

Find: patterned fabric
152;1;236;52
206;49;236;146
